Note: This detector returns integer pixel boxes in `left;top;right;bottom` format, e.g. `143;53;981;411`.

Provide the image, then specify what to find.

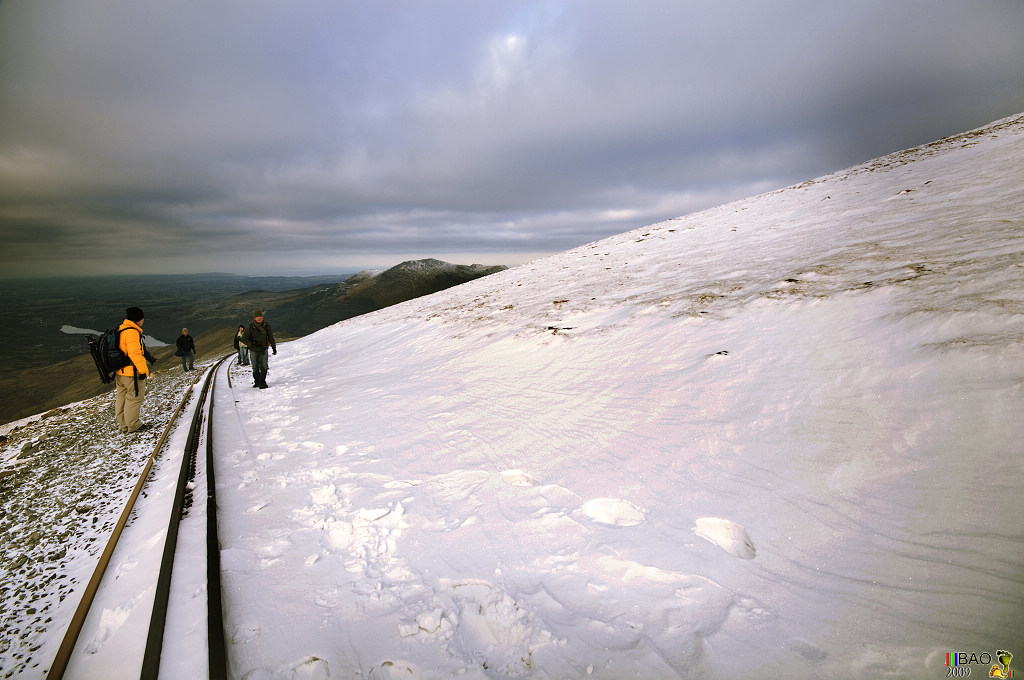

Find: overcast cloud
1;0;1023;277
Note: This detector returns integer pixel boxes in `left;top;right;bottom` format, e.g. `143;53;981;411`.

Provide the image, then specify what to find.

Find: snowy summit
3;113;1023;679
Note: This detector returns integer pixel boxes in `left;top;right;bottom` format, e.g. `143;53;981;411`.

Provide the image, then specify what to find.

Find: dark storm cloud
1;0;1023;277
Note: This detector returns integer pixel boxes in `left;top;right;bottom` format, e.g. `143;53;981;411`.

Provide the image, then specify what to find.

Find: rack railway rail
46;357;233;680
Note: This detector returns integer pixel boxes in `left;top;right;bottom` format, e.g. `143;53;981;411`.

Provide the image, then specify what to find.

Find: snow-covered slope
4;113;1022;680
208;114;1024;678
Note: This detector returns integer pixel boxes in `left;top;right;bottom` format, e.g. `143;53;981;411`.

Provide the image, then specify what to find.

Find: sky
1;0;1023;279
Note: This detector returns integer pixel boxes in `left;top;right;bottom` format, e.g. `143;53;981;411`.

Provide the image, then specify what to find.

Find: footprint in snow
309;483;338;506
694;517;756;559
313;586;345;608
83;605;131;654
289;656;330;680
250;656;329;680
500;469;537;486
369;660;421;678
230;622;260;644
112;558;139;579
433;469;490;502
257;536;291;560
246;500;270;513
580;498;646;526
442;581;539;675
784;638;828;662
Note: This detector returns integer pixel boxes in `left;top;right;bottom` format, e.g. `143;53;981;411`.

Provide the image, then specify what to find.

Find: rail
46;356;231;680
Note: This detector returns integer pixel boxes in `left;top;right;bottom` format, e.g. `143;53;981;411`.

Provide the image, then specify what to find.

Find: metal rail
47;357;230;680
141;356;229;679
207;359;229;677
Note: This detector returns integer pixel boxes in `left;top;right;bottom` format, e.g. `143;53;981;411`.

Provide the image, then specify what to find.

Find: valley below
0;260;506;424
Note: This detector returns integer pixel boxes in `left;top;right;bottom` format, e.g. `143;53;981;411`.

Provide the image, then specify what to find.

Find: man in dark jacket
175;327;196;371
242;310;276;389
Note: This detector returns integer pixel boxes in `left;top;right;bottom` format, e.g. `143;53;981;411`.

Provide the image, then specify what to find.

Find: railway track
46;357;231;680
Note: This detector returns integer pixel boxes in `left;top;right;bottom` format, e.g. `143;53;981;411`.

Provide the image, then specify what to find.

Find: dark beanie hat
254;309;264;318
126;307;145;322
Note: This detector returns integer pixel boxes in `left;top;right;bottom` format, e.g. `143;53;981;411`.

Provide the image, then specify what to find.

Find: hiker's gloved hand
272;348;277;355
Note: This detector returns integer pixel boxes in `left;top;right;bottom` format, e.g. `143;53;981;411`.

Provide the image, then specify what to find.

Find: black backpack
88;327;137;384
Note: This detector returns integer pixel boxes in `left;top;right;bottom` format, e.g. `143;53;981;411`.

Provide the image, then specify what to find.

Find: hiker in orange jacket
115;306;156;433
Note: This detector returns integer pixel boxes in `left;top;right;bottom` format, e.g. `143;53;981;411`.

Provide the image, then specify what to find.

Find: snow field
207;116;1024;678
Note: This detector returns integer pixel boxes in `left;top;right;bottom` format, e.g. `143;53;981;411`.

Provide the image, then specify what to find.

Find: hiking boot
132;423;153;432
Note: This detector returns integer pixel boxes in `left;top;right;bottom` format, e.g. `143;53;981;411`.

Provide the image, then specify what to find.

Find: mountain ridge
0;259;506;424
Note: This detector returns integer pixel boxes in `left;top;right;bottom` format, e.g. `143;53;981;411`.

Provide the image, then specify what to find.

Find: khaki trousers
115;373;147;432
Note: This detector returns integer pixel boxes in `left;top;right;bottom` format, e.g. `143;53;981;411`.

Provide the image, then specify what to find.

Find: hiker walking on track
176;327;196;371
242;310;276;389
234;325;249;366
116;307;155;432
